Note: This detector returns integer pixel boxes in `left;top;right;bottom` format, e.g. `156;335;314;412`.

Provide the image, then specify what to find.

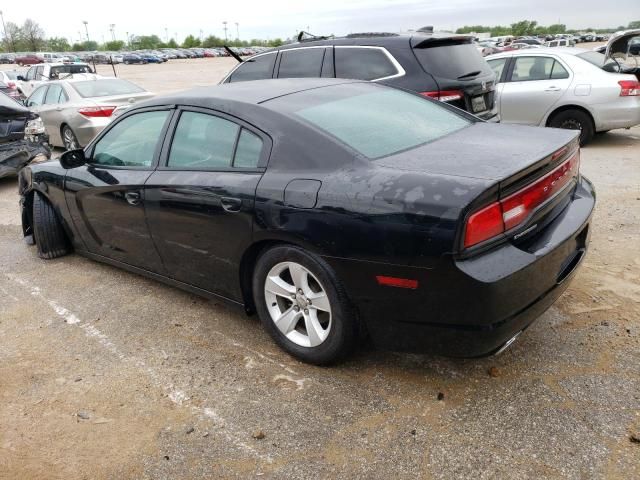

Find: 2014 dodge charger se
18;79;595;364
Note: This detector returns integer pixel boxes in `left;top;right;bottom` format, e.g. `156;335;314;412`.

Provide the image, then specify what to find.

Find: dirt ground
0;57;639;479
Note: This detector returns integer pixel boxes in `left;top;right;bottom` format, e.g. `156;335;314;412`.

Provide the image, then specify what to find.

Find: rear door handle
221;196;242;212
545;86;561;92
125;191;141;206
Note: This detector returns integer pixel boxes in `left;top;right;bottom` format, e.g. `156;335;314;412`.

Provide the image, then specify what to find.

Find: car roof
141;78;363;108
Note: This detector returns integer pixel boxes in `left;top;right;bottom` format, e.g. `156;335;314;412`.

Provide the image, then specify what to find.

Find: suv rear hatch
411;36;496;119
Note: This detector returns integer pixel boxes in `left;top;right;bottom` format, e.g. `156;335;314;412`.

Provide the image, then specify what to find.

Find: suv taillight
464;148;580;248
420;90;464;102
619;80;640;96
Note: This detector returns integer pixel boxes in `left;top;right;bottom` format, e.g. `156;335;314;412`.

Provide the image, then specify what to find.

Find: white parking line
5;273;274;464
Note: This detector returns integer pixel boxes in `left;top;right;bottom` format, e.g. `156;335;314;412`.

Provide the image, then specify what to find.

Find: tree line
1;18;284;52
456;20;640;37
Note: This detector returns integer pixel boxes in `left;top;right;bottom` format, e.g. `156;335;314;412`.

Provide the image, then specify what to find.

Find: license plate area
471;95;487;113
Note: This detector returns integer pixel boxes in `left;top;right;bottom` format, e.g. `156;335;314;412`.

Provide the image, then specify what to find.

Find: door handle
545;86;561;92
125;191;141;206
221;196;242;212
55;106;62;111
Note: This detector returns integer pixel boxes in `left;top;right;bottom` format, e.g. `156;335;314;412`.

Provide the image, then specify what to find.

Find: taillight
7;81;16;89
78;106;116;118
463;148;580;248
618;80;640;96
420;90;464;102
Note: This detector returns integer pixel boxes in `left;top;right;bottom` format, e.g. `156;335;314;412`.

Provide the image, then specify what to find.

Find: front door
144;108;268;301
499;55;572;125
64;108;172;273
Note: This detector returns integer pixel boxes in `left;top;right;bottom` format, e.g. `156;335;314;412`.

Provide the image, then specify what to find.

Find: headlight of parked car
24;117;46;138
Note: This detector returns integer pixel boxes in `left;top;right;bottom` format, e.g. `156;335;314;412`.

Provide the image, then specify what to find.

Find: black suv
221;30;498;120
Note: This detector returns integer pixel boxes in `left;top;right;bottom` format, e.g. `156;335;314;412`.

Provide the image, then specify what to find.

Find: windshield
274;87;471;159
71;79;145;98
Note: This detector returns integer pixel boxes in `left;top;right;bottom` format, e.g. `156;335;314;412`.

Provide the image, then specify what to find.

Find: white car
486;46;640;145
16;63;96;96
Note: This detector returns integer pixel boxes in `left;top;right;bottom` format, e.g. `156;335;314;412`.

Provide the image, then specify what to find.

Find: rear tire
253;245;358;365
62;125;79;151
548;109;594;146
33;192;70;259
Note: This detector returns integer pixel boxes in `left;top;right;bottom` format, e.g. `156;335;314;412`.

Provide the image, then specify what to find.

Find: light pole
0;10;9;52
109;24;116;41
165;27;168;43
235;22;239;40
82;21;90;42
199;29;203;43
126;31;129;48
222;21;228;42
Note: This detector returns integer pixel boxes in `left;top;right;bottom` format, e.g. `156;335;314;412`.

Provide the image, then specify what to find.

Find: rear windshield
50;64;93;78
576;51;618;70
413;42;493;80
71;79;145;98
279;87;471;159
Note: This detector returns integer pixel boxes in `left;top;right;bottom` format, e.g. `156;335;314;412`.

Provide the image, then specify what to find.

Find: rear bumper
0;137;51;179
325;175;595;356
592;96;640;131
72;117;111;147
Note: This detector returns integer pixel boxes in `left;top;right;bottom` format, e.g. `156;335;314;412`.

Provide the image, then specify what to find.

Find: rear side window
169;112;239;169
292;88;470;159
229;53;276;82
334;47;398;81
278;48;325;78
233;129;263;168
413;42;493;80
510;57;568;81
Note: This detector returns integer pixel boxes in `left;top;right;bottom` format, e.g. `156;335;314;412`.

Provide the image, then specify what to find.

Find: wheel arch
544;104;596;131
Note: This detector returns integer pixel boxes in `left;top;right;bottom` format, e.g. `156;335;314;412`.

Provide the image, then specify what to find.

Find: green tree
510;20;538;36
629;21;640;29
182;35;201;48
547;24;566;35
135;35;162;49
22;18;46;51
167;38;178;48
103;40;125;51
48;37;71;51
71;42;84;51
202;35;224;48
2;21;21;52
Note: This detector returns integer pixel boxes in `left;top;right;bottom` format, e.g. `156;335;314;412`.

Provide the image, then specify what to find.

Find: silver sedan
25;78;154;149
486;47;640;145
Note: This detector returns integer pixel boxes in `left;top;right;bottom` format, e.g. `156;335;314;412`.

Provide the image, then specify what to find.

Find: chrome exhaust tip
493;330;523;356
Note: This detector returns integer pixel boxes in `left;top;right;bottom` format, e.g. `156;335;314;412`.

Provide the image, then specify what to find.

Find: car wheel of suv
33;192;70;259
62;125;79;151
253;245;358;365
549;109;594;146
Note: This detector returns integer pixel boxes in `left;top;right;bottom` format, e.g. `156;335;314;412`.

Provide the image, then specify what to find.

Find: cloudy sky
3;0;639;43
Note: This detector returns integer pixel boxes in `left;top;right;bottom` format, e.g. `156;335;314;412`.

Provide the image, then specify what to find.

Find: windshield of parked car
71;79;146;98
272;85;471;159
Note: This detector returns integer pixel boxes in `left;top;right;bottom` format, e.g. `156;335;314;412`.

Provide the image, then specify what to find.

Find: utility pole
165;27;168;43
126;31;129;48
235;22;239;40
223;21;228;42
0;10;9;52
109;24;116;41
82;21;90;42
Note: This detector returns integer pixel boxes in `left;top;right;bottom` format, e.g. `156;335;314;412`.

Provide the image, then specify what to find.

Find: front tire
549;109;594;146
33;192;70;259
253;245;358;365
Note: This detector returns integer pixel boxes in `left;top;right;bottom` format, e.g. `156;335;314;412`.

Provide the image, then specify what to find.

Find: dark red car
15;54;44;66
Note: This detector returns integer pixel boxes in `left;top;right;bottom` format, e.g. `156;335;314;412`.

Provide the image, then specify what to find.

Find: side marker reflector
376;276;419;289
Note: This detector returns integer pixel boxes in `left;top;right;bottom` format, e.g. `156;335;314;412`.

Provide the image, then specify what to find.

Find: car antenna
224;46;244;63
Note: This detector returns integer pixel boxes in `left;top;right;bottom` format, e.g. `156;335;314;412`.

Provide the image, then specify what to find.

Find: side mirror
17;75;25;81
59;149;87;169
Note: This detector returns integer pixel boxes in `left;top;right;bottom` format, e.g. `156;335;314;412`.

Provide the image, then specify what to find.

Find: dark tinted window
278;48;325;78
229;53;276;82
413;43;493;79
334;47;398;81
93;111;168;168
168;112;239;169
233;129;263;168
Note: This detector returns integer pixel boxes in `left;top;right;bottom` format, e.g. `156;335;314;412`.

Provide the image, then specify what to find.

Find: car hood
375;122;578;183
605;29;640;59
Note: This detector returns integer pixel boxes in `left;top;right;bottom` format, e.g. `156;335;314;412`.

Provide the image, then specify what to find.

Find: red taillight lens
618;80;640;96
420;90;464;102
78;106;116;118
7;81;16;89
463;148;580;248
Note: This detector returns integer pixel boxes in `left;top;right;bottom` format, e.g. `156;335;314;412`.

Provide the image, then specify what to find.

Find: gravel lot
1;58;639;479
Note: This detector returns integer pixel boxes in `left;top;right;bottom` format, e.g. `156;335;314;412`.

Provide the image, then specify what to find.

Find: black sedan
18;79;595;364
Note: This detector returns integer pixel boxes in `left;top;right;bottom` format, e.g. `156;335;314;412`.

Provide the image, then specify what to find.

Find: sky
2;0;639;44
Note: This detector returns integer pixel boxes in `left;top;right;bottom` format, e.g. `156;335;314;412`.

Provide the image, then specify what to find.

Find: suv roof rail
297;31;334;43
345;32;399;38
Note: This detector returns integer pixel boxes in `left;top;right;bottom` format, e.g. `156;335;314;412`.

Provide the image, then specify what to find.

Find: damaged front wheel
33;192;70;259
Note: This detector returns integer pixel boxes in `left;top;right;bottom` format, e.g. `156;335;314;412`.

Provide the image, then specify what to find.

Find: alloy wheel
264;261;332;348
63;127;78;150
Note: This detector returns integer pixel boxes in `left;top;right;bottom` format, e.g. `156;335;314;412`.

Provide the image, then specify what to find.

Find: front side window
510;56;566;81
35;66;44;80
334;47;398;81
93;111;169;168
278;49;325;78
44;84;66;104
281;86;471;159
168;112;239;169
25;67;35;81
229;53;276;82
27;86;47;107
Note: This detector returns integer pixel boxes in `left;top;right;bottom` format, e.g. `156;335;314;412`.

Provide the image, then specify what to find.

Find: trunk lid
605;29;640;60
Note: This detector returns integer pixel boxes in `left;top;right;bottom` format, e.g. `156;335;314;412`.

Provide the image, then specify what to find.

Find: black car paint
0;92;50;178
19;79;595;356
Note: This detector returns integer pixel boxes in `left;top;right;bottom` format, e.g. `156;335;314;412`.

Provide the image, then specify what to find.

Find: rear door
36;83;69;144
63;108;172;272
276;47;327;78
144;107;269;301
498;55;572;125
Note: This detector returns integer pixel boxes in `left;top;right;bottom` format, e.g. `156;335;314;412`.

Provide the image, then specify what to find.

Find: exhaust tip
493;330;523;356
